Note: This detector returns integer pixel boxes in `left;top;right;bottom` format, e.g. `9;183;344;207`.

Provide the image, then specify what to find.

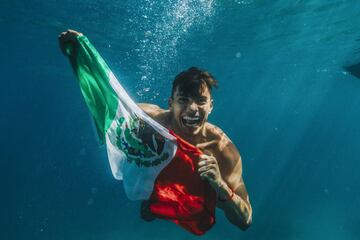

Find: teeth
182;116;200;128
183;116;200;120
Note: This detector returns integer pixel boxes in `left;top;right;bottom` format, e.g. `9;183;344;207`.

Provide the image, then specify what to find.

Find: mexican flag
64;35;216;235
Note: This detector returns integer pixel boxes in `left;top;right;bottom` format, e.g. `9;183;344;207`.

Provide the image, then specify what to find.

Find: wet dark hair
171;67;218;98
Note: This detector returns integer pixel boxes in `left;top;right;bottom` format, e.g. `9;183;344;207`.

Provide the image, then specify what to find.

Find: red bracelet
218;187;235;202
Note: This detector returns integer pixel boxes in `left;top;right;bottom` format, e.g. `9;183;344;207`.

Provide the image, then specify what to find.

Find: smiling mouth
181;116;201;128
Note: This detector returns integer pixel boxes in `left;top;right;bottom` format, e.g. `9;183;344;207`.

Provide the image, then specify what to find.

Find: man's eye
178;98;188;103
197;99;207;105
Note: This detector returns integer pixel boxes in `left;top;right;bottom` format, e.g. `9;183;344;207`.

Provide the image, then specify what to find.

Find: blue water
2;0;360;239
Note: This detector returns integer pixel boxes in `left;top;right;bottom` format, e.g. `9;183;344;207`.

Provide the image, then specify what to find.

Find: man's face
169;83;213;137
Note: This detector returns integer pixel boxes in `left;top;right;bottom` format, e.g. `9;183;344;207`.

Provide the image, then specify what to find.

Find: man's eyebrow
176;94;208;99
197;96;208;100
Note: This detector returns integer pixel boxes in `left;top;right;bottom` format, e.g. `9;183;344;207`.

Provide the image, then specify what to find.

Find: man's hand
58;29;83;55
197;153;224;192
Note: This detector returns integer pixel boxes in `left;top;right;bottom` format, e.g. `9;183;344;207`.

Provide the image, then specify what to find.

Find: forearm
217;181;252;230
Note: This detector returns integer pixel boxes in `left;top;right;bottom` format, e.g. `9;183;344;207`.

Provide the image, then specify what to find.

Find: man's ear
168;97;173;109
209;99;213;114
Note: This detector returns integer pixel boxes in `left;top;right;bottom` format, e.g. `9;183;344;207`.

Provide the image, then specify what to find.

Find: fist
58;29;83;55
197;153;222;189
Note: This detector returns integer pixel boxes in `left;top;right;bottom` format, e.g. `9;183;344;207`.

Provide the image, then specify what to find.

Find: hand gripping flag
64;35;216;235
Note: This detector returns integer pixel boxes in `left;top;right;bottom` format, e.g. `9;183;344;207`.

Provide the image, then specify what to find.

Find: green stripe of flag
65;35;118;143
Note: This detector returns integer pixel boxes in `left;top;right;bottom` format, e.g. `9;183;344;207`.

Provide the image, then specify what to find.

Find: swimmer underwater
59;29;252;230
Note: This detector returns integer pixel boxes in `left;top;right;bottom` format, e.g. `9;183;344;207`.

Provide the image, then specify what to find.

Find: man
59;30;252;230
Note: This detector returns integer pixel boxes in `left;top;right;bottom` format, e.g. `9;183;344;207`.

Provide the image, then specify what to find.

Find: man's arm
216;142;252;230
217;175;252;230
198;139;252;230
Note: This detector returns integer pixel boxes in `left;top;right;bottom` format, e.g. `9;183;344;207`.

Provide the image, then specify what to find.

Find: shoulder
205;123;232;151
138;103;165;117
138;103;170;126
205;123;238;157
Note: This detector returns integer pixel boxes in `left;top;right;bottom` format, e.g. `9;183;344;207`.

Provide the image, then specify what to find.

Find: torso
150;108;237;179
138;104;250;216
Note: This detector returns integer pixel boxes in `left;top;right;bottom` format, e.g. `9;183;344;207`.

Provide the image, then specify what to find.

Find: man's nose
187;101;198;112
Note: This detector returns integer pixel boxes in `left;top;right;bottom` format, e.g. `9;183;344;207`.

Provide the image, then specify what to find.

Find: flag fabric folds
64;35;216;235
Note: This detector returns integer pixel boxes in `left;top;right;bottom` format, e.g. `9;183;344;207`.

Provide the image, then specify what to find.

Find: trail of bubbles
132;0;216;99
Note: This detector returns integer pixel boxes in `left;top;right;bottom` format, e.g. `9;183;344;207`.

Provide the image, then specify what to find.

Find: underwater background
2;0;360;239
